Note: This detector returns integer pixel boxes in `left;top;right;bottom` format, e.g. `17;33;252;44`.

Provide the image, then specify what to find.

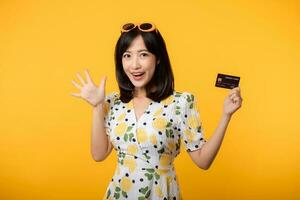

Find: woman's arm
71;70;111;162
91;103;112;162
188;87;242;170
188;113;231;170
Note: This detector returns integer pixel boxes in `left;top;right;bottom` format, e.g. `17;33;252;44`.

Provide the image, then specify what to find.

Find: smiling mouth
131;72;145;80
132;72;145;77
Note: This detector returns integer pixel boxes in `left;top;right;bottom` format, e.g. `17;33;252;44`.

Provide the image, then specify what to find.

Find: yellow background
1;0;299;199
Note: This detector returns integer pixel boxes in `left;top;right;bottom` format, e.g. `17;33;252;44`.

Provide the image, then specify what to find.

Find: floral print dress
102;91;207;200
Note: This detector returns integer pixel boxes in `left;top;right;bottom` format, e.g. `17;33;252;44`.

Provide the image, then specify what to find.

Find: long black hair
114;26;174;103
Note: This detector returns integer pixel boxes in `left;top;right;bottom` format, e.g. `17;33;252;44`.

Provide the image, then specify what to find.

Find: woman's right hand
71;69;107;107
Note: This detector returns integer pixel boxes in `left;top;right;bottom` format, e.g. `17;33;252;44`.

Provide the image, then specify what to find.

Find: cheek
122;58;130;68
147;63;156;75
122;62;129;72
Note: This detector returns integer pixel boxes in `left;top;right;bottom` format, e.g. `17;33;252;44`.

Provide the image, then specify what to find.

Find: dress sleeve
179;92;207;152
103;92;117;136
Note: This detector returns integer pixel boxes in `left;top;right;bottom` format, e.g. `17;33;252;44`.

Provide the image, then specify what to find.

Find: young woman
71;22;243;200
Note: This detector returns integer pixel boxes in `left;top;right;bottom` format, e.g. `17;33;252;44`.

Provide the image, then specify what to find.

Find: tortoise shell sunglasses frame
120;22;158;34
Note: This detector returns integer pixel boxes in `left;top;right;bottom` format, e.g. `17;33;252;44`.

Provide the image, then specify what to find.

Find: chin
129;78;149;89
132;83;146;88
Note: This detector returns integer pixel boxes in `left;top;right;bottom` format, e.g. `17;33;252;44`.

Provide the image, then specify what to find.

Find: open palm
71;69;106;107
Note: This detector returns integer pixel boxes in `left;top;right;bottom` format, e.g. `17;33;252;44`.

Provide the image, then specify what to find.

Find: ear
157;59;160;65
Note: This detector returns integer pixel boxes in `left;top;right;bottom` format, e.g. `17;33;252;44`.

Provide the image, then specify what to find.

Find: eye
123;54;130;58
141;53;148;57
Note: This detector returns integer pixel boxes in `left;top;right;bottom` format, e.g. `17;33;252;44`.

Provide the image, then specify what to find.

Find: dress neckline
128;97;153;123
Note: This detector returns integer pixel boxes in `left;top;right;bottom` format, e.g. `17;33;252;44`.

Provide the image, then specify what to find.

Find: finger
230;86;240;94
229;92;238;99
84;69;94;84
230;89;241;98
71;80;82;90
70;92;81;97
233;86;240;91
233;96;242;104
76;72;86;85
229;89;236;96
233;87;241;95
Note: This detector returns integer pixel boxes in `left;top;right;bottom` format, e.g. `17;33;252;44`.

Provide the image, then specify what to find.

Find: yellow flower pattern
117;113;126;122
149;133;158;145
152;117;168;131
102;91;206;200
120;177;132;192
115;122;128;137
159;154;173;167
123;156;137;173
127;144;138;155
136;128;148;143
188;115;200;129
153;108;163;117
154;185;164;198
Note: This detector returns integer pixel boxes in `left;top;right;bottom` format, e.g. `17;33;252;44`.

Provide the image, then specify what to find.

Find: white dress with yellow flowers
102;91;207;200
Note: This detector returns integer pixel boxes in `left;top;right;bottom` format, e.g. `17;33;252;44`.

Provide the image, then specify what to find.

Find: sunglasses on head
120;22;158;34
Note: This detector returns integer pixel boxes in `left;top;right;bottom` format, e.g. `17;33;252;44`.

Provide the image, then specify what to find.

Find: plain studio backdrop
0;0;299;199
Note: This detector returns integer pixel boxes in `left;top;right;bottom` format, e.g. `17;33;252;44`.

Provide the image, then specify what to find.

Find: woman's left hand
223;87;243;116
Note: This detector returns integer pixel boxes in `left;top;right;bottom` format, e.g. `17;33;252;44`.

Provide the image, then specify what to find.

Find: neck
133;87;146;98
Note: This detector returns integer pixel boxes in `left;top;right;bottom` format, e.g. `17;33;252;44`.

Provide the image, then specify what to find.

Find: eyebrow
124;49;149;53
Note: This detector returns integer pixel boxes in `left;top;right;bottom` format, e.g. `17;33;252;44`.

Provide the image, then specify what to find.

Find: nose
131;56;141;70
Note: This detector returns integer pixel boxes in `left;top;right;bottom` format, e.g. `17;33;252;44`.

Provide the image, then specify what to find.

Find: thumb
99;76;107;91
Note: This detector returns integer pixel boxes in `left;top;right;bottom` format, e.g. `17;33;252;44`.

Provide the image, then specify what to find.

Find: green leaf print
166;129;169;137
176;110;181;115
115;187;121;192
120;152;125;158
146;169;155;173
154;172;160;180
121;191;127;198
145;189;151;198
114;192;120;199
190;103;194;109
176;106;181;109
128;133;134;141
139;186;149;194
167;122;172;127
138;197;146;200
169;129;174;138
124;133;128;142
191;94;194;101
187;95;191;102
127;126;133;132
143;153;150;160
145;173;153;181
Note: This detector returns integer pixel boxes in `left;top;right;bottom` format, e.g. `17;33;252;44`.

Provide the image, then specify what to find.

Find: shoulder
173;91;196;104
105;92;120;105
173;91;199;114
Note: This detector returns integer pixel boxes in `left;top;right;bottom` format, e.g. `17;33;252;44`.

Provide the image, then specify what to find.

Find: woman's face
122;35;158;92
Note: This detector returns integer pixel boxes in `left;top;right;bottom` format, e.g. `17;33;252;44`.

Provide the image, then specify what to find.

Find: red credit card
215;73;240;89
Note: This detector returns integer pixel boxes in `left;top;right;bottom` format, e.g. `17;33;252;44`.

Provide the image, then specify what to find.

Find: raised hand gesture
223;87;243;116
71;69;107;107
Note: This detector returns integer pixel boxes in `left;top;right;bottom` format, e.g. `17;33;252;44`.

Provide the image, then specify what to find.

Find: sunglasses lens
139;23;153;31
122;23;135;31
